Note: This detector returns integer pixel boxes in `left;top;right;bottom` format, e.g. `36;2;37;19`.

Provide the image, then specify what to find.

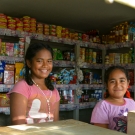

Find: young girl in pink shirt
8;42;60;125
91;66;135;133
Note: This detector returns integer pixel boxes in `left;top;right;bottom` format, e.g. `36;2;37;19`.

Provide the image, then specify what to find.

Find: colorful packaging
15;62;24;83
0;94;10;107
4;64;14;84
14;43;19;57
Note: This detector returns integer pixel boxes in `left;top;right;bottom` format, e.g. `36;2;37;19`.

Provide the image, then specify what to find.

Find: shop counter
0;119;128;135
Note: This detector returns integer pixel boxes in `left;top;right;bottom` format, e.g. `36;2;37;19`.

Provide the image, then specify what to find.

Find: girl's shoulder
124;98;135;104
52;88;59;93
95;100;109;108
14;79;29;87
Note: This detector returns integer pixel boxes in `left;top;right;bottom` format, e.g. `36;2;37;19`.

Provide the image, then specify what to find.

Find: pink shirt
7;80;60;124
91;98;135;133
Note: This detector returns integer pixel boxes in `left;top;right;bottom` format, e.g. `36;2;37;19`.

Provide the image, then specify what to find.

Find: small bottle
105;54;109;64
84;90;89;102
99;76;102;84
115;26;119;37
129;22;133;41
99;52;102;63
96;52;99;63
59;90;63;104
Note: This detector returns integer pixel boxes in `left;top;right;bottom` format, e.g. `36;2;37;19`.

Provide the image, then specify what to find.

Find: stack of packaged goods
37;23;43;34
86;30;100;43
0;13;7;29
30;18;36;33
44;24;49;36
59;90;74;104
82;34;89;41
105;48;134;64
7;16;16;30
0;38;25;58
49;25;56;36
56;26;62;38
80;48;85;62
22;16;30;32
101;21;135;44
0;13;104;43
80;48;102;64
15;18;23;31
18;38;25;58
0;61;24;107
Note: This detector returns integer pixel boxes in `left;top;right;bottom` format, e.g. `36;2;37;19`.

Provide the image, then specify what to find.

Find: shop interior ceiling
0;0;135;34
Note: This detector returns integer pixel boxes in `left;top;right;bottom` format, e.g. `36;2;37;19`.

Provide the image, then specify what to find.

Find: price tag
44;35;49;41
90;84;93;89
28;32;32;37
111;45;116;49
37;34;43;40
52;36;58;43
24;32;29;37
5;29;11;36
0;28;5;35
20;31;25;37
11;30;16;36
84;41;88;47
16;30;21;37
123;43;128;47
26;36;31;44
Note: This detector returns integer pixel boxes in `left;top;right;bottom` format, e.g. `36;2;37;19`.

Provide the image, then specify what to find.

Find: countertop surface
0;119;128;135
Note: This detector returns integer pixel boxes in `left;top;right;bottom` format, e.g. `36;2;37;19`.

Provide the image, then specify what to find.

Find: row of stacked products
80;48;102;63
53;48;75;61
82;71;102;85
80;90;102;103
59;90;74;104
1;13;135;44
102;21;135;44
0;61;24;107
49;69;102;85
0;13;99;42
105;48;134;64
58;89;103;104
0;61;24;85
0;38;25;58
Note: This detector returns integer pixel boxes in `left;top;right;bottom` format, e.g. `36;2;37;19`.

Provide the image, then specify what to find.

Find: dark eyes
36;59;42;63
110;79;126;83
37;59;53;63
48;60;53;63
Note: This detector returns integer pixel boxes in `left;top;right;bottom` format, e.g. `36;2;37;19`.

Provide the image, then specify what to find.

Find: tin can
92;52;97;63
123;53;128;64
120;53;123;64
89;72;93;84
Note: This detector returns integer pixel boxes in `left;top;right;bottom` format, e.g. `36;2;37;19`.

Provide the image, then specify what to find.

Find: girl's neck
31;77;48;90
105;96;125;106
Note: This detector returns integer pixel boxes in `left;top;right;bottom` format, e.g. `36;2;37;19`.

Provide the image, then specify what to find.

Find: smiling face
26;49;53;79
106;69;130;99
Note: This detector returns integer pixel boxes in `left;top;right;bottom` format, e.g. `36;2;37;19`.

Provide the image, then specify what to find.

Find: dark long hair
25;42;54;90
104;66;130;98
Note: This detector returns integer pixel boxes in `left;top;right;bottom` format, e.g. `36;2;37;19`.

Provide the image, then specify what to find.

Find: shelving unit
0;28;135;120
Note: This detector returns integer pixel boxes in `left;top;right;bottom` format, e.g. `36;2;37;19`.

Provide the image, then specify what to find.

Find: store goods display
53;48;75;61
80;48;102;63
105;48;134;64
50;69;77;85
0;12;134;115
102;21;135;44
0;13;102;43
